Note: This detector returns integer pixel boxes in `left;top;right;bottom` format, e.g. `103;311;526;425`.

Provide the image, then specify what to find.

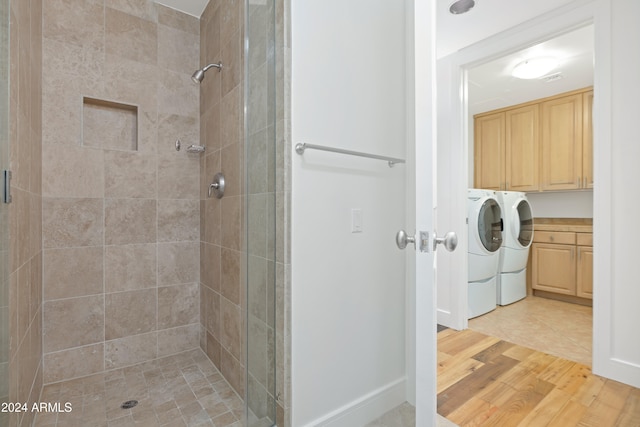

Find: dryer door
514;198;533;247
478;198;502;252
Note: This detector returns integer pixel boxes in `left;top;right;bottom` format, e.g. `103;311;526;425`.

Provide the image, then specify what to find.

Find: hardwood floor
437;329;640;426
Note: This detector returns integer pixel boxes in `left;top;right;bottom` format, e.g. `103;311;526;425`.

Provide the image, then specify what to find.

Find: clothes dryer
495;191;534;305
467;189;503;318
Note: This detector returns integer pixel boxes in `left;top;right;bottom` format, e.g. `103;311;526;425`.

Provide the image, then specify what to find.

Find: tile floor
34;349;243;427
468;295;592;366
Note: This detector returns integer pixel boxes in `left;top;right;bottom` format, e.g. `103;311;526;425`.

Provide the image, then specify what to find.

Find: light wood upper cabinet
474;105;539;191
583;90;594;189
474;87;593;192
506;104;539;192
474;112;504;191
540;93;583;190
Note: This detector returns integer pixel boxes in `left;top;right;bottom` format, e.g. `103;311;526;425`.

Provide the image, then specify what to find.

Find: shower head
191;62;223;84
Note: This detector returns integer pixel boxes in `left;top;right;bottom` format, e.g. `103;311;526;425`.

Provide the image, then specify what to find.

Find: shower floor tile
34;349;243;427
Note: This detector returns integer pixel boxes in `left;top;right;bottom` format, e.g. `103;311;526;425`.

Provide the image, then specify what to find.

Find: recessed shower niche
82;97;138;151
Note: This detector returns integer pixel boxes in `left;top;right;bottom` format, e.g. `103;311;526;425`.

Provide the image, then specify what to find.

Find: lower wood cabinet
531;231;592;300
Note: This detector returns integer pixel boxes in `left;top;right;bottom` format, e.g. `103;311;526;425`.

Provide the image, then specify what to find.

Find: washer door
478;198;502;252
513;198;533;247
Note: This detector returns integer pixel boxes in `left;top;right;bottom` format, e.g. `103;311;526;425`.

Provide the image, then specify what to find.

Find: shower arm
203;62;223;72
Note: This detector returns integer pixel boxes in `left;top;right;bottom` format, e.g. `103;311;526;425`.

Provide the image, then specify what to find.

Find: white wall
526;191;593;218
291;1;408;425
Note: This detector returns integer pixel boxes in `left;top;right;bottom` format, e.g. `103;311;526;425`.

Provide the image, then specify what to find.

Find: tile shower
2;0;290;426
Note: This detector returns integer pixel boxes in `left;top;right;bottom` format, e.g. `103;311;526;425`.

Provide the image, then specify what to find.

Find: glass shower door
0;0;10;423
244;0;278;425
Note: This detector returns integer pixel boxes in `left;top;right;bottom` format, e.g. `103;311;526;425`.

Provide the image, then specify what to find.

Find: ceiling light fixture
449;0;475;15
512;57;559;79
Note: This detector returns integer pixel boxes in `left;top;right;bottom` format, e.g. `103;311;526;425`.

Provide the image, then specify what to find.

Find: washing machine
495;191;534;305
468;189;503;319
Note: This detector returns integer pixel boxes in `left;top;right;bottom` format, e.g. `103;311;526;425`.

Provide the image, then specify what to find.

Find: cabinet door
532;243;576;295
583;90;594;189
474;112;504;190
577;246;593;299
540;94;583;190
506;104;539;191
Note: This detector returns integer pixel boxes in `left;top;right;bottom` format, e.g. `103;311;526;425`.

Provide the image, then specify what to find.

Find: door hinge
3;170;11;203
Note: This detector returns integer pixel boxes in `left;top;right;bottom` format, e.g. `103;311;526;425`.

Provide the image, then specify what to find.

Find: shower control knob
208;173;225;199
395;230;415;250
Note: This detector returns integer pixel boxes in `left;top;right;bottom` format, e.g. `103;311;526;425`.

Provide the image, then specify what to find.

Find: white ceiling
467;24;594;115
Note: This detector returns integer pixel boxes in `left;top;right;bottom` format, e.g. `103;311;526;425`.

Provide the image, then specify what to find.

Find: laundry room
465;24;594;366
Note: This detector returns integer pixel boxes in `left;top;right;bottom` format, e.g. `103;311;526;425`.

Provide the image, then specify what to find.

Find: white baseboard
302;377;407;427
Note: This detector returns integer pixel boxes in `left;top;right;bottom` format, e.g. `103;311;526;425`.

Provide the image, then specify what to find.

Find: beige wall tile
158;242;199;286
220;142;241;197
158;283;199;329
43;295;105;352
104;198;157;245
157;114;199;155
104;151;156;199
220;196;242;251
203;286;220;339
42;198;103;248
205;331;221;368
43;247;104;301
104;54;157;113
157;4;199;35
220;248;241;305
157;154;200;200
219;0;241;47
105;0;158;22
105;244;157;293
43;37;105;98
219;297;242;360
43;344;104;384
158;69;199;119
157;324;200;358
105;289;157;340
42;0;104;50
220;346;244;396
220;85;242;149
220;31;242;97
202;103;221;153
104;332;158;370
157;199;200;242
105;7;158;66
200;243;221;292
203;195;221;245
42;143;104;198
158;24;199;75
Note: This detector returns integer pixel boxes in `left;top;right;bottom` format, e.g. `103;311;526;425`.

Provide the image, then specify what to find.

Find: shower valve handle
208;173;225;199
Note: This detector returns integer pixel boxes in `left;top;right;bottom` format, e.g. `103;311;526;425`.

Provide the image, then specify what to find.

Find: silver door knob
434;231;458;252
395;230;415;250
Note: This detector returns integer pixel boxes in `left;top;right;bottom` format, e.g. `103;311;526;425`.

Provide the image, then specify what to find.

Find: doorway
465;24;595;367
435;1;609;369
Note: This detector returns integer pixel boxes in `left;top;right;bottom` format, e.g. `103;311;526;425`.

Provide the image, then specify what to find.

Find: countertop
533;218;593;233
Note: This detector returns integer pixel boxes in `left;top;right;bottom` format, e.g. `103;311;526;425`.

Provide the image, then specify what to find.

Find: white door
405;1;454;424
